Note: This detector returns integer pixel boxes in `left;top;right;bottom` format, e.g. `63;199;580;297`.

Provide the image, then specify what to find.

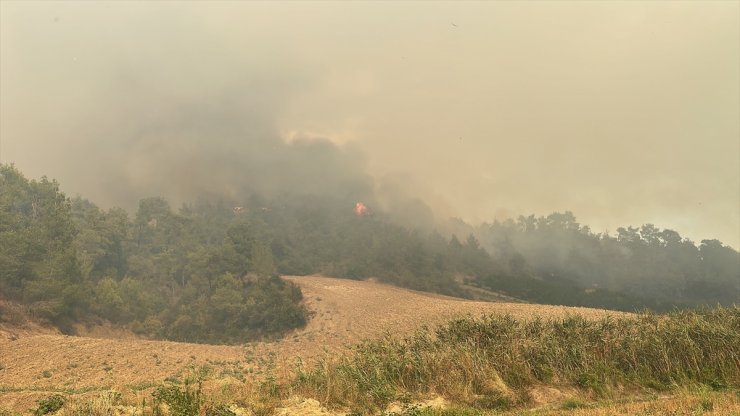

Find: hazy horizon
2;1;738;248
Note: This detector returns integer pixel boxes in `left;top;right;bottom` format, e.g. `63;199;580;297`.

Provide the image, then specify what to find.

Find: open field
0;275;631;414
4;276;737;415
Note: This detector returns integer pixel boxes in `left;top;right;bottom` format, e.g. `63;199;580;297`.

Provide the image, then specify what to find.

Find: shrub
205;404;237;416
33;394;65;415
152;383;202;416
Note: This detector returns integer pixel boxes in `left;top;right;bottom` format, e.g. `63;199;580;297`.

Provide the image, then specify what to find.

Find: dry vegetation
0;276;625;389
1;276;737;416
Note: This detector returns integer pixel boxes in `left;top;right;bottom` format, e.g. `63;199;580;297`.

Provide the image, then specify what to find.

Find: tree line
0;165;305;343
1;164;737;343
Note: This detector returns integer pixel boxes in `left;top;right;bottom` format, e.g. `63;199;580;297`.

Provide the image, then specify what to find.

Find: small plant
33;394;65;415
129;381;158;391
181;364;213;385
561;398;588;409
105;390;123;404
260;374;281;398
152;383;202;416
474;393;513;410
384;404;429;416
219;367;246;382
205;404;237;416
164;375;181;384
698;397;714;412
41;370;52;378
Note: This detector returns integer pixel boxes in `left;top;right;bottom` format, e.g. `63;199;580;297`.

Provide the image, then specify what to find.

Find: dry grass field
0;275;634;414
5;276;736;415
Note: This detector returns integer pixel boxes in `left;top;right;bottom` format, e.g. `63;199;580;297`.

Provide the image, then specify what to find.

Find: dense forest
0;165;305;343
1;164;738;343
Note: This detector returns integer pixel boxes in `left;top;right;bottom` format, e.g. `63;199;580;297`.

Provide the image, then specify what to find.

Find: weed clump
152;383;202;416
33;394;65;415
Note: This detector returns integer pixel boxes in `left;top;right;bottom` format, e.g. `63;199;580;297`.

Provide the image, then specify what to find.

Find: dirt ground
0;275;627;413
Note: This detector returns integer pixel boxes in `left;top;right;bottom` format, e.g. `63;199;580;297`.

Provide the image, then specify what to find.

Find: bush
152;383;202;416
33;394;65;415
205;404;237;416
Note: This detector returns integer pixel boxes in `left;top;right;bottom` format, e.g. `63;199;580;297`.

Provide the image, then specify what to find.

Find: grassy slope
1;277;737;415
293;307;739;413
4;307;736;416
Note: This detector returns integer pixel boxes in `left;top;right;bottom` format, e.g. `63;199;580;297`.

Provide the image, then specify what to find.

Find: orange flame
354;202;368;216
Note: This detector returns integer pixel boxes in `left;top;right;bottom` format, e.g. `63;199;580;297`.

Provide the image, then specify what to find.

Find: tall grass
294;307;740;412
9;307;738;415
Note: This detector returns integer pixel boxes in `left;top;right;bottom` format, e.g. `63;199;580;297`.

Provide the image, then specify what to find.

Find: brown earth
0;275;628;413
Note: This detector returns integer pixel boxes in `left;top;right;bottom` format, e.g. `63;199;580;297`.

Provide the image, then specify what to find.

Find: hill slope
0;275;627;413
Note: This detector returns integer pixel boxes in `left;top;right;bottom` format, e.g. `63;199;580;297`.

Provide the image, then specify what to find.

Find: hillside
0;275;627;413
3;163;737;351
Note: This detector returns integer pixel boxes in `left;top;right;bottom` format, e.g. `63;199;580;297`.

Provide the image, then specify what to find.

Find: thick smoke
2;2;738;246
79;87;377;209
0;2;382;211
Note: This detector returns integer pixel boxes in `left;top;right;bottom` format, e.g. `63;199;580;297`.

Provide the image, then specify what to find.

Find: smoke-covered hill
1;164;738;344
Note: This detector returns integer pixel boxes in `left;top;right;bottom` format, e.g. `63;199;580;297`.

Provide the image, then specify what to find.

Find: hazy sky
1;1;738;247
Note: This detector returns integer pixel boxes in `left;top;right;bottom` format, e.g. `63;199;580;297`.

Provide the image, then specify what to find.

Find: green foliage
2;163;738;346
0;164;83;327
33;394;65;415
152;383;202;416
475;213;739;309
384;404;432;415
560;398;588;409
206;405;237;416
0;165;307;344
698;397;714;412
